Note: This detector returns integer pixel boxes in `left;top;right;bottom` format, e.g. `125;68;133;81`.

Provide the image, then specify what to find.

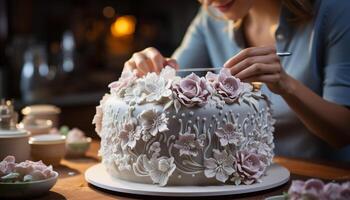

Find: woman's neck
242;0;281;47
248;0;281;24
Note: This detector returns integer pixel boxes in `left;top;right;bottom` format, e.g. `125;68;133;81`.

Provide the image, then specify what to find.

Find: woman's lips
212;0;235;13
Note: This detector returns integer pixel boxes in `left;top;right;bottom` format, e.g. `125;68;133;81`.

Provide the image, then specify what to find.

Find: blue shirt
172;1;350;161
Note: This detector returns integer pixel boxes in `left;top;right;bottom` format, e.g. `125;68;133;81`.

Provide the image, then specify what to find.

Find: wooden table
37;140;350;200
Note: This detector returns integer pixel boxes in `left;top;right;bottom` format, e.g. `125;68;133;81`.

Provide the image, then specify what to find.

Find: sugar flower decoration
231;150;266;185
174;130;204;157
114;154;132;171
172;73;211;107
108;70;137;96
134;155;176;186
119;119;142;150
0;156;16;177
204;149;235;183
138;108;169;138
287;179;350;200
92;94;110;135
138;72;173;102
206;68;243;104
215;122;245;147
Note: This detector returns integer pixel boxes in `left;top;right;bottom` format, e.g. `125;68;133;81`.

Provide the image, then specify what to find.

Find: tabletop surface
36;140;350;200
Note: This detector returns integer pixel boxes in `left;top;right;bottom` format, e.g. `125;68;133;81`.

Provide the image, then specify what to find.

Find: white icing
95;68;275;187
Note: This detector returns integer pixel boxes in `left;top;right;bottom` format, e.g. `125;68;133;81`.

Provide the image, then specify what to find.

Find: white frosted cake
93;67;275;186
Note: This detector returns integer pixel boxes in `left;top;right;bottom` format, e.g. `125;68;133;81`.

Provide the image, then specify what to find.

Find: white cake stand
85;163;290;197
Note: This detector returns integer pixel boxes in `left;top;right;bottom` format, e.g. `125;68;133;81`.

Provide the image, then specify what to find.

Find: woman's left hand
223;46;294;95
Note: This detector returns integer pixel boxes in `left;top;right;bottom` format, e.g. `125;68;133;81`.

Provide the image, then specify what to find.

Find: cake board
85;163;290;197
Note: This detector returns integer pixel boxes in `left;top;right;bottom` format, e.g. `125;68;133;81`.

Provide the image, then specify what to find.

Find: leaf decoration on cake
163;100;173;111
174;99;181;113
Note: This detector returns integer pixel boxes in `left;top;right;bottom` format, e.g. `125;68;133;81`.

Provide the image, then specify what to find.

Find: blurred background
0;0;200;137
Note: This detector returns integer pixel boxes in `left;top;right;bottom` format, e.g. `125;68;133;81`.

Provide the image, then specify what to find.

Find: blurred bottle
0;99;18;130
20;45;51;103
61;30;76;73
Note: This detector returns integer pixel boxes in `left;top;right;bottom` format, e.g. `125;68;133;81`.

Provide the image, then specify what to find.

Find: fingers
124;60;142;76
143;47;164;73
243;74;281;83
132;52;153;74
123;47;181;77
235;62;281;80
224;46;276;69
165;58;179;70
229;54;279;75
123;47;179;77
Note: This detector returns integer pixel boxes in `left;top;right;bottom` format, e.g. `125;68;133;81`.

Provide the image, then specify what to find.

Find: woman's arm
224;46;350;147
282;75;350;148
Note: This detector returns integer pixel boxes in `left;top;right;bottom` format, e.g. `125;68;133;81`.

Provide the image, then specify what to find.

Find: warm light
110;15;136;37
252;82;263;91
22;107;31;115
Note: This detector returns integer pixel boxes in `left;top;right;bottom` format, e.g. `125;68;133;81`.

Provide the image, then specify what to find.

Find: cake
93;66;275;186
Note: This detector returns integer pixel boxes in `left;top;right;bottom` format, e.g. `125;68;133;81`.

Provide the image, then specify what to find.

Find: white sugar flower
204;149;235;183
215;122;245;147
149;142;161;158
138;108;169;137
140;155;176;186
108;70;137;97
174;131;204;157
114;154;132;171
92;94;110;135
119;119;142;150
160;65;177;80
123;83;147;105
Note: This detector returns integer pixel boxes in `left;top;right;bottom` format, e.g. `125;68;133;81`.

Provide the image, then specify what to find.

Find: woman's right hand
123;47;179;76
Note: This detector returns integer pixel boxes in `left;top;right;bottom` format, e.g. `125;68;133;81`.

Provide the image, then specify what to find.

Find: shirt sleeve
172;7;211;69
322;1;350;106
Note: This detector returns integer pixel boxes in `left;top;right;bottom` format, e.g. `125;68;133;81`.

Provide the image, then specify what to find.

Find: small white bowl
29;134;66;166
0;171;58;199
0;129;31;162
66;137;92;158
22;105;61;128
20;119;53;136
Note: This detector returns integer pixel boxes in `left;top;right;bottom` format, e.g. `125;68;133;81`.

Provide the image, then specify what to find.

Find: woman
123;0;350;161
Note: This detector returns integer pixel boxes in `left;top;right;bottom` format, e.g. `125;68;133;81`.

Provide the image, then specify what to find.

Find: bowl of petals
0;155;58;199
50;126;91;158
265;178;350;200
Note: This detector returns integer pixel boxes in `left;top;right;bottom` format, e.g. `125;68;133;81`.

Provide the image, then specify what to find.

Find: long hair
282;0;314;23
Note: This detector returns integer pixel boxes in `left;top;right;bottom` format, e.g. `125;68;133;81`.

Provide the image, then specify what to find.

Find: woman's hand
223;46;294;95
225;46;350;147
123;47;179;76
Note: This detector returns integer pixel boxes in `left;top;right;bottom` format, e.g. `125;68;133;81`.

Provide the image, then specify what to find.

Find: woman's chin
220;12;241;21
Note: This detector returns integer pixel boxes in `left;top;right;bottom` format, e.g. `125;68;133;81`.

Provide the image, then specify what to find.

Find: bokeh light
102;6;115;18
110;15;136;37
